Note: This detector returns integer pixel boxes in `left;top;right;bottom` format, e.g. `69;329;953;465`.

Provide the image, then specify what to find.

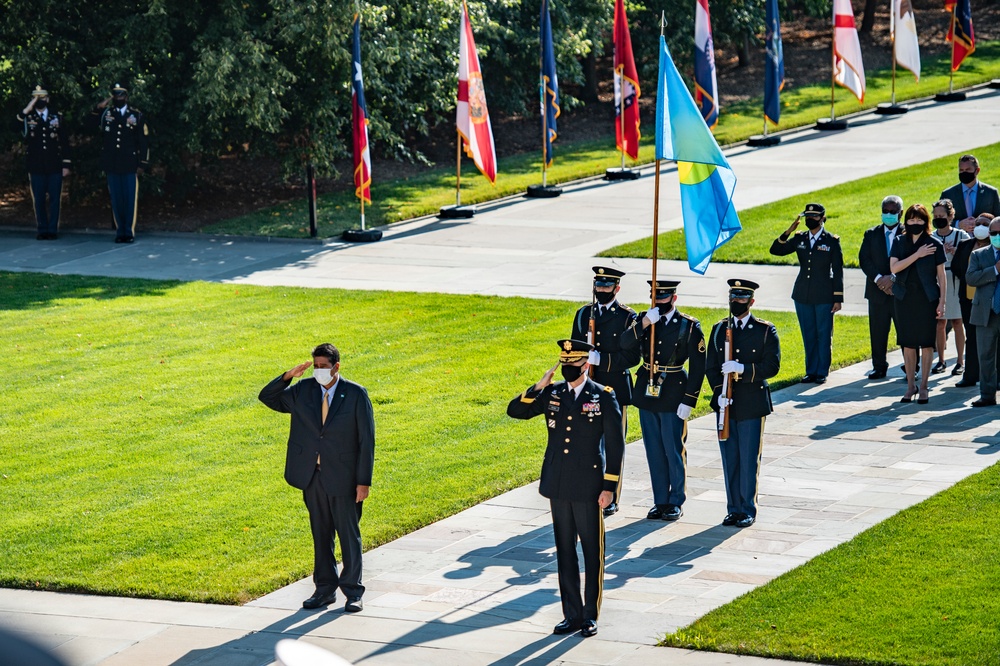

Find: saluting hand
534;363;559;391
96;96;112;110
282;360;313;381
785;215;801;236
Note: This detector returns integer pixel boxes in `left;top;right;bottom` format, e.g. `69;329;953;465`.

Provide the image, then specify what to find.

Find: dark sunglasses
990;230;1000;237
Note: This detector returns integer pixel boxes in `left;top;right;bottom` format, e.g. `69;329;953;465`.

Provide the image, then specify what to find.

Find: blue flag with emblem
764;0;784;126
540;0;560;166
655;36;741;275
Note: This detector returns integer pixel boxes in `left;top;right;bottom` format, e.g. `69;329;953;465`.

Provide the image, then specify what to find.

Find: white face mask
974;225;991;240
313;368;333;385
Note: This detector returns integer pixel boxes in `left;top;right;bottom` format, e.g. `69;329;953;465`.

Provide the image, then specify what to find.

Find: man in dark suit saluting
941;154;1000;229
259;343;375;612
858;195;905;380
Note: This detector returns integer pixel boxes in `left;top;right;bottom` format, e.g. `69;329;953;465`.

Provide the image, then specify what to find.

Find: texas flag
833;0;866;103
351;14;371;204
457;2;497;183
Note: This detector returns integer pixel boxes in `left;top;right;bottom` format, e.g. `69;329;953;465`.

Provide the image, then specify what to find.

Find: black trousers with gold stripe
550;498;604;623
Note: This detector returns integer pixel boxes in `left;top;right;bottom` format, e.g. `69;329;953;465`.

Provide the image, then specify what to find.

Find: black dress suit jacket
769;229;844;304
259;375;375;496
507;379;625;502
858;224;903;301
941;181;1000;220
17;110;72;174
620;309;706;411
571;301;640;405
706;315;781;421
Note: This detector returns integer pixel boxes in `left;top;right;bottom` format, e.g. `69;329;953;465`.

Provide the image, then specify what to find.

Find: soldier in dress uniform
570;266;639;516
620;280;705;522
768;203;843;384
17;86;72;240
706;280;781;529
87;82;149;243
507;339;625;639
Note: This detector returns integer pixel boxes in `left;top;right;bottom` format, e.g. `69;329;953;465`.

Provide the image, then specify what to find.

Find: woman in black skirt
890;204;946;404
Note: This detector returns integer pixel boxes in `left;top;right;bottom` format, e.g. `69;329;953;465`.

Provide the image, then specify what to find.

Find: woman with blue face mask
951;214;997;388
931;199;970;376
889;204;948;404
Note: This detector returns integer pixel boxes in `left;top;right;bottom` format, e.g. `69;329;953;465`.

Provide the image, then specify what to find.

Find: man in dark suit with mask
942;154;1000;229
769;202;843;384
858;196;905;379
707;280;781;528
570;266;639;516
259;343;375;612
507;339;624;639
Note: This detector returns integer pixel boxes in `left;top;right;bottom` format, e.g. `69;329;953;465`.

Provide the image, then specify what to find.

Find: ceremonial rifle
718;314;734;439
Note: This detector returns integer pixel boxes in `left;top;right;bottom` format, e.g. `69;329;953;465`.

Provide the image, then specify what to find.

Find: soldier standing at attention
707;280;781;529
507;340;625;639
620;280;705;522
17;86;71;240
570;266;639;516
769;203;843;384
87;82;149;243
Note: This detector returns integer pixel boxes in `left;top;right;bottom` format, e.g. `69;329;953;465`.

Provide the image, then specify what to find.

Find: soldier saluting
706;280;781;529
87;82;149;244
570;266;639;516
621;280;705;522
507;339;625;639
17;85;72;240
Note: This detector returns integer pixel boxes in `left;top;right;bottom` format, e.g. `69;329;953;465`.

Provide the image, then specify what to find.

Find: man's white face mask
313;368;333;385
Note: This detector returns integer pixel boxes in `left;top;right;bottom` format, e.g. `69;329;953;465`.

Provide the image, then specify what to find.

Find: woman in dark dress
890;204;946;404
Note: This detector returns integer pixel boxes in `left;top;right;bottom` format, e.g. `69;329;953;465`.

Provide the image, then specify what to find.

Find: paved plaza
1;90;1000;665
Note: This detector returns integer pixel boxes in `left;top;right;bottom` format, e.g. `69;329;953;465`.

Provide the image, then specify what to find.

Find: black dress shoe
344;596;363;613
735;514;756;528
603;502;618;517
114;237;125;244
971;398;997;407
813;376;828;385
302;590;337;609
800;375;816;384
722;513;739;526
661;504;683;521
955;379;978;388
580;620;598;638
123;236;135;243
646;505;665;520
553;619;580;635
36;233;46;240
866;369;887;380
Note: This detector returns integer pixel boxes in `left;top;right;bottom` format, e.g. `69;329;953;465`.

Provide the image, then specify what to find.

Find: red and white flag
613;0;641;159
457;2;497;183
833;0;866;103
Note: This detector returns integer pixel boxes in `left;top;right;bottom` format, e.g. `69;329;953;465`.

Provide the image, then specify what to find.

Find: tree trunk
582;49;599;103
860;0;878;34
737;29;750;68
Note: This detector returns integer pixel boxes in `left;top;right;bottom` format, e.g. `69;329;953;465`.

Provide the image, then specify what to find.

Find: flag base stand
934;91;966;103
604;167;641;181
747;134;781;147
342;229;383;243
439;205;477;219
990;79;1000;89
526;184;563;198
874;103;908;115
815;117;848;131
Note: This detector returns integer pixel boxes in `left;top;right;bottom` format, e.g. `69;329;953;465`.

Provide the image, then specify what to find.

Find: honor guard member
87;82;149;243
707;280;781;529
570;266;640;517
768;203;843;384
507;340;625;639
620;280;705;522
17;86;72;240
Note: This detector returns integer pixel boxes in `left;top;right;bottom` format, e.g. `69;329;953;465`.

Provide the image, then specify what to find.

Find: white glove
588;349;601;366
643;307;660;326
676;403;693;420
721;360;744;375
718;397;732;408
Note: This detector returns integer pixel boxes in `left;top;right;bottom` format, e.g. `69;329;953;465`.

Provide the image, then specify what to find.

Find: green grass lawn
203;43;1000;239
602;141;1000;268
662;462;1000;666
0;271;870;603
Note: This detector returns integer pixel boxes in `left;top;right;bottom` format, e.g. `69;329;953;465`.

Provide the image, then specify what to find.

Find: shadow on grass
0;271;175;311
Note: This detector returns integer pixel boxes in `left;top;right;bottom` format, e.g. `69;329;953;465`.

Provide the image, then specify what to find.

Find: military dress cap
800;202;825;217
648;279;680;296
557;338;594;364
31;85;48;97
111;82;128;94
727;279;759;299
592;266;625;286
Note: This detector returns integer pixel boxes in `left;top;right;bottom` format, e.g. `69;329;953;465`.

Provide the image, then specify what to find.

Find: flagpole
647;13;666;397
455;129;462;207
890;0;897;105
619;68;627;170
829;5;837;122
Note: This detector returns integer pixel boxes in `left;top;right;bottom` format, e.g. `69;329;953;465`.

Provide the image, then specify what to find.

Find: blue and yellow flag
540;0;560;166
655;36;741;275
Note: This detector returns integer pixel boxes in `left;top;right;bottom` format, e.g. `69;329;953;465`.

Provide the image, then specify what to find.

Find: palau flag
946;0;975;71
693;0;719;128
351;14;372;204
540;0;560;167
655;36;741;275
764;0;784;126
